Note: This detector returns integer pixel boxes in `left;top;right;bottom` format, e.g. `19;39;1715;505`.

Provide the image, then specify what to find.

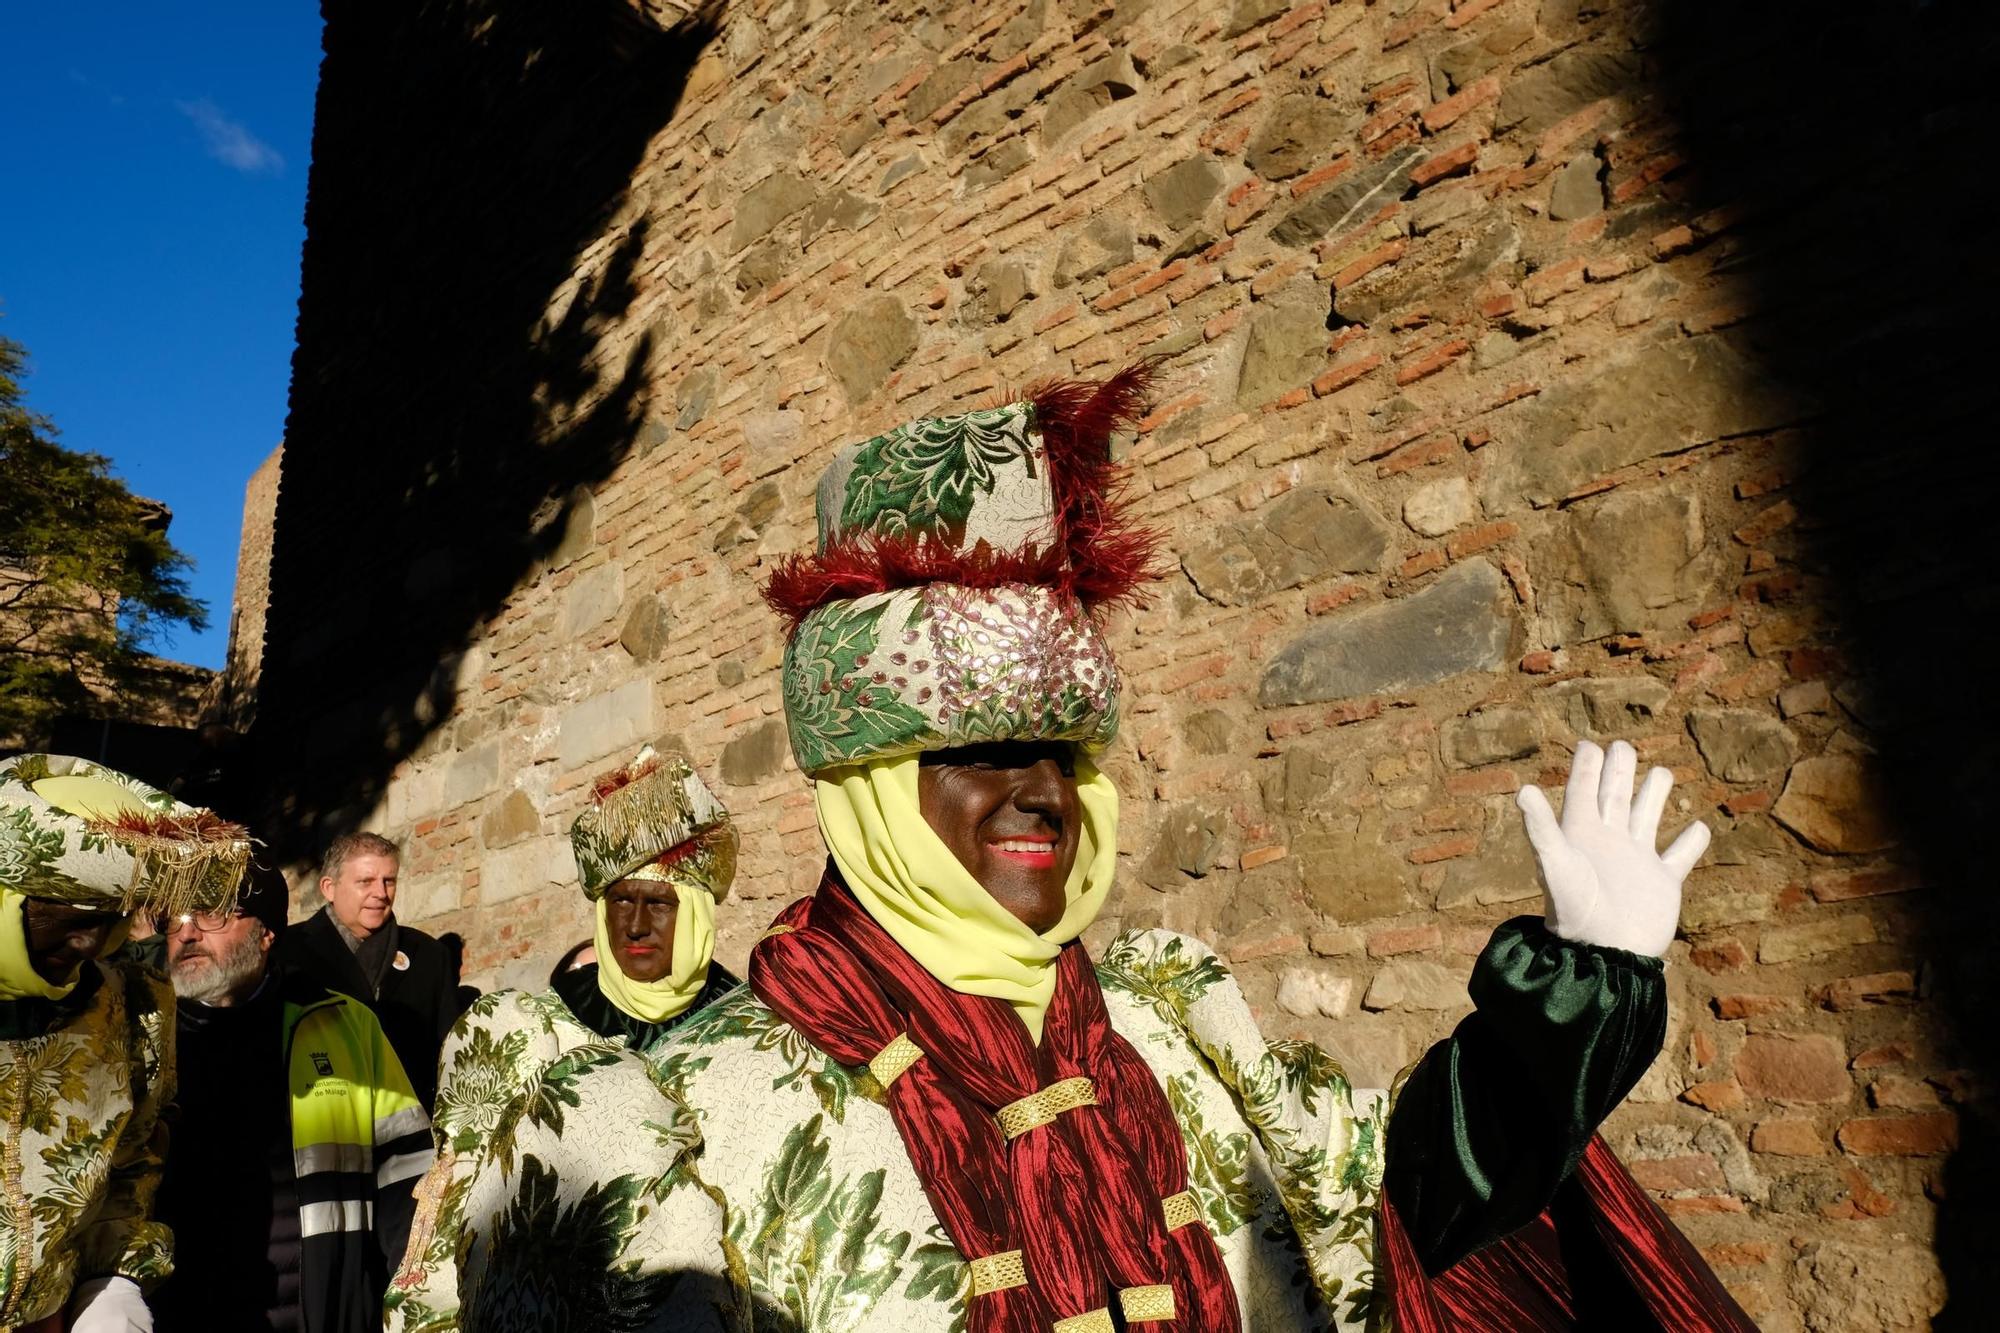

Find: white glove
1516;738;1710;958
67;1276;152;1333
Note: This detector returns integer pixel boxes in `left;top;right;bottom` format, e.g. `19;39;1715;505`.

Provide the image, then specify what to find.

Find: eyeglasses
171;911;249;934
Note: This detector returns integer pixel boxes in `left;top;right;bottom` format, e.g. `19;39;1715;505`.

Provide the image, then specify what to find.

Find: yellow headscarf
1;888;78;1002
1;888;132;1003
813;752;1119;1043
4;774;148;1002
591;881;716;1024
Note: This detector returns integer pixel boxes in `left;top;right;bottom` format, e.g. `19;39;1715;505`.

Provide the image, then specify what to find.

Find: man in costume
443;370;1752;1331
1;753;250;1333
151;867;434;1333
279;832;462;1110
384;747;737;1332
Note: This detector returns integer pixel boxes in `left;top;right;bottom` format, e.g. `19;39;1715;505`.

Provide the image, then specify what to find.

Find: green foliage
1;333;207;741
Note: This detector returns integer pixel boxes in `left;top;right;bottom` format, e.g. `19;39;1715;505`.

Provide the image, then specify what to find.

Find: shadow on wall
1650;1;1999;1321
224;3;725;858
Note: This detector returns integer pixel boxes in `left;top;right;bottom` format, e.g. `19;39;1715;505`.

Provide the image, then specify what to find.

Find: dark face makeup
20;897;125;984
603;879;680;983
917;741;1081;933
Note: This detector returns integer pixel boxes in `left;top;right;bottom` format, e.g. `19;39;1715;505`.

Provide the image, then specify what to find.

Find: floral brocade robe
434;929;1388;1332
0;956;174;1330
387;986;713;1333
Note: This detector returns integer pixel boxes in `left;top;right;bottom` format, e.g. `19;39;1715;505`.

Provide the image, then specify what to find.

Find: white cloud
175;98;284;175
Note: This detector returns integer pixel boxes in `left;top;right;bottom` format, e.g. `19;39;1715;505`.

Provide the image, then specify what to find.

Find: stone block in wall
1531;486;1724;642
728;169;816;251
1773;755;1897;854
385;760;446;829
1492;47;1643;137
547;487;595;569
1246;92;1352;182
1183;487;1389;606
1688;708;1799;784
1362;958;1467;1012
620;594;671;661
1483;336;1810;513
481;835;575;907
1296;812;1415;922
444;739;500;809
675;364;719;430
1788;1240;1947;1332
563;563;625;637
1545;675;1671;738
1276;967;1355;1019
1142;156;1227;231
1141;801;1228;886
1403;476;1476;537
556;678;656;770
396;871;458;924
480;789;540;849
1322;1012;1408;1091
1261;559;1518;707
1268;145;1421;248
720;718;789;787
825;294;918;405
1435;800;1542;911
1053;215;1135;289
1235;289;1334;409
1441;707;1540;769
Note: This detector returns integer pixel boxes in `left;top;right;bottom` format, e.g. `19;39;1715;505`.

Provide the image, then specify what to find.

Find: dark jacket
277;909;461;1110
155;972;433;1333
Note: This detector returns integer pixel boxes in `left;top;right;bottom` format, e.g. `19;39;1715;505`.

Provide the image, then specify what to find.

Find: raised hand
1515;739;1710;958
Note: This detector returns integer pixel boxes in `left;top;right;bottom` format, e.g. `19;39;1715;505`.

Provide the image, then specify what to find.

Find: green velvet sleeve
1382;914;1667;1273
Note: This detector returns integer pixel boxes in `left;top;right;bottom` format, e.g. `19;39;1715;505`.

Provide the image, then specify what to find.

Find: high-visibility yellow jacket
281;982;433;1333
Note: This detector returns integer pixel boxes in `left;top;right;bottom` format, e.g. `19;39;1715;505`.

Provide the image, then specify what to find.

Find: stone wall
259;0;2000;1326
215;444;281;730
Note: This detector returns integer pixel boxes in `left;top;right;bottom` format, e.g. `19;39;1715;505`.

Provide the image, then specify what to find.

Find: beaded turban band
763;365;1162;776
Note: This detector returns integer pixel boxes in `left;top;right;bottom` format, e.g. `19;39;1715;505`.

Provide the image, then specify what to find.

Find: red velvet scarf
749;868;1241;1332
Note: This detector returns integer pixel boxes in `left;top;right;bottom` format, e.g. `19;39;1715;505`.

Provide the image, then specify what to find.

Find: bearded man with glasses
152;866;434;1333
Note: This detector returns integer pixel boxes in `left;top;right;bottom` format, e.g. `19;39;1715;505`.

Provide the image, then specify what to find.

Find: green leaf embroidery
657;990;865;1122
461;1155;676;1333
838;406;1031;541
784;598;936;776
902;1228;969;1333
1096;933;1231;1031
1166;1071;1258;1237
733;1114;916;1332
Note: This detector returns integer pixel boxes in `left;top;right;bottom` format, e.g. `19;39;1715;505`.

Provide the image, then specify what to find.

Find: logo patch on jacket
311;1050;335;1077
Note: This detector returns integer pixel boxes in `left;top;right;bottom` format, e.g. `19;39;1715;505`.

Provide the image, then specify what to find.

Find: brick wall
257;0;2000;1325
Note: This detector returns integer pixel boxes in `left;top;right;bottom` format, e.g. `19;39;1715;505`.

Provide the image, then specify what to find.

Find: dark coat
276;909;461;1110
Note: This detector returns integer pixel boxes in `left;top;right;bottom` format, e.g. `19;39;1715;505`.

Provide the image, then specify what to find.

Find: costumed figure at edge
1;754;251;1333
439;369;1757;1332
385;748;739;1332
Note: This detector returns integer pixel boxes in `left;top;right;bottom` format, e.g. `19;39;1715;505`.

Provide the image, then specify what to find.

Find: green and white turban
763;366;1162;776
0;752;251;917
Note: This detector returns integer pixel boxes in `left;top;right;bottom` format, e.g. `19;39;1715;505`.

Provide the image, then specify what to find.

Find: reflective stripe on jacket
284;987;433;1333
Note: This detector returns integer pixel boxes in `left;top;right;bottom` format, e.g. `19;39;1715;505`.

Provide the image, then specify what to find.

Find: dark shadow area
211;2;725;857
1650;1;2000;1319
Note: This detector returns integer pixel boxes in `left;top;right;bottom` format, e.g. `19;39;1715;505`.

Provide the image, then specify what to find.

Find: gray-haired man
275;832;462;1109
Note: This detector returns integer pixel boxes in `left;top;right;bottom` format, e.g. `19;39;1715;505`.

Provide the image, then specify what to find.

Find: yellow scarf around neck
591;882;715;1024
813;753;1119;1043
1;888;79;1002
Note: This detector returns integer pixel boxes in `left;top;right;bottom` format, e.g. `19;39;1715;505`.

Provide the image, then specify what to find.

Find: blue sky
0;4;324;669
